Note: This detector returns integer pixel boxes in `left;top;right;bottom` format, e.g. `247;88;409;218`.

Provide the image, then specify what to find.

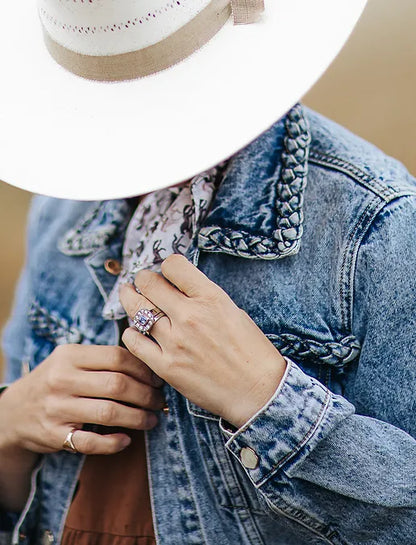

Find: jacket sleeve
0;197;38;543
1;196;43;386
219;195;416;545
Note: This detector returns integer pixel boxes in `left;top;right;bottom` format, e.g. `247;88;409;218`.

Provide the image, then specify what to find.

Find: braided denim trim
28;300;82;345
198;104;311;259
267;333;361;368
58;200;131;256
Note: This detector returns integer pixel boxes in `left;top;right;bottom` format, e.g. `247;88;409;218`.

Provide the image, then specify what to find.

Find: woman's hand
120;254;287;429
0;345;165;458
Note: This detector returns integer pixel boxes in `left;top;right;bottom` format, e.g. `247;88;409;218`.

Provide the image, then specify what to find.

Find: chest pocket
25;299;83;371
267;332;361;391
186;330;361;514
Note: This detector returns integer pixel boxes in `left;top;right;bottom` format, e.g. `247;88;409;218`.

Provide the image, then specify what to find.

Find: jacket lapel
198;104;311;260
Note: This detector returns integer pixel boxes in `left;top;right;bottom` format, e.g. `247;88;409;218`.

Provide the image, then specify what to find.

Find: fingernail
121;435;132;448
149;414;159;427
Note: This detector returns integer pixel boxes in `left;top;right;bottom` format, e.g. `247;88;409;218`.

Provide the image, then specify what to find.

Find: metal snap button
41;530;55;545
104;258;122;275
240;447;259;469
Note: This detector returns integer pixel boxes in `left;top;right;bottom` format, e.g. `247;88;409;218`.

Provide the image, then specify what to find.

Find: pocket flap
28;299;83;345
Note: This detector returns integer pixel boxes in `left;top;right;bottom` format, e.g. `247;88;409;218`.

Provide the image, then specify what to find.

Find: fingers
122;327;164;376
75;371;165;410
161;254;218;298
61;397;159;431
63;428;132;456
59;344;163;387
131;267;185;315
119;283;170;342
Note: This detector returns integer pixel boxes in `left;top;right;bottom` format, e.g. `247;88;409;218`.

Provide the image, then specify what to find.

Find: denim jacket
1;105;416;545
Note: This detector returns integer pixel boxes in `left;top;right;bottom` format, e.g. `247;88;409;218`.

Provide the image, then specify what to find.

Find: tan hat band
42;0;264;82
232;0;265;24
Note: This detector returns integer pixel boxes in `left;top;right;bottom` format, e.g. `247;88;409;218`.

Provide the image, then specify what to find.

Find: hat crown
38;0;214;56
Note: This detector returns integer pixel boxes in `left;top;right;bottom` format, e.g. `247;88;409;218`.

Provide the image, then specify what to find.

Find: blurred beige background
1;0;416;376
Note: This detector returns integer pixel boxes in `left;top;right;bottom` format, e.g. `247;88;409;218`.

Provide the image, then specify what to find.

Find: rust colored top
61;430;156;545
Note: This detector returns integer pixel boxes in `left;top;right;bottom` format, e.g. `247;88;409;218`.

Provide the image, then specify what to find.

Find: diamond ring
133;307;166;335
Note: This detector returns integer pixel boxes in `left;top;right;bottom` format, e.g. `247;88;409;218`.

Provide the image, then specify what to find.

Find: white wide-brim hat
0;0;367;200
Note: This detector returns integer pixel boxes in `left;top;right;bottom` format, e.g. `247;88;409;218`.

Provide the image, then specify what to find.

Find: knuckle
135;269;156;292
105;373;127;397
140;387;153;408
108;346;125;368
45;365;63;391
136;411;156;430
97;401;117;425
203;289;222;306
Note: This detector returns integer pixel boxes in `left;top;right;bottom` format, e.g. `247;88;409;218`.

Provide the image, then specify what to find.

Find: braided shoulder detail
268;333;361;368
198;104;311;259
28;300;83;345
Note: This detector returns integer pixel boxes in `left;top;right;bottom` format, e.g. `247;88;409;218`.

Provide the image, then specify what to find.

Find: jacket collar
59;104;311;260
58;199;132;256
197;103;311;259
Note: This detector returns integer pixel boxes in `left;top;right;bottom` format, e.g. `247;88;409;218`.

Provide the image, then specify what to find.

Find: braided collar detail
198;104;311;260
58;105;311;262
58;199;131;257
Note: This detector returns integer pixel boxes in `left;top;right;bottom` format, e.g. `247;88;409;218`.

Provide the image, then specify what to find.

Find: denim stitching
257;387;331;486
169;395;206;544
261;491;343;545
309;152;399;200
339;197;386;330
203;422;268;544
197;104;311;259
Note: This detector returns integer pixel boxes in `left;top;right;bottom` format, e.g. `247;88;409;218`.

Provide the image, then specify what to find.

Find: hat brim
0;0;367;200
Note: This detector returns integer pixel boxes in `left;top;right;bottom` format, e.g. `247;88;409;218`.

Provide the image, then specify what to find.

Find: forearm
0;391;39;513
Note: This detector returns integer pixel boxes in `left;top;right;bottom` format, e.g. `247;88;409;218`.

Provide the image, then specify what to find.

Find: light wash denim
1;105;415;545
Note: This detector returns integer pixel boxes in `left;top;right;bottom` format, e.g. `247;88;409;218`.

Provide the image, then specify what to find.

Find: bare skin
120;254;287;429
0;255;287;514
0;345;165;511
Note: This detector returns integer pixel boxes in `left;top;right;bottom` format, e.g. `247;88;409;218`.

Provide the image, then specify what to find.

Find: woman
0;2;415;544
1;103;415;544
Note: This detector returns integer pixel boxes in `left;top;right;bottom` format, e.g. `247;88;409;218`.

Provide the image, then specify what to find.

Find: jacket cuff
219;358;354;487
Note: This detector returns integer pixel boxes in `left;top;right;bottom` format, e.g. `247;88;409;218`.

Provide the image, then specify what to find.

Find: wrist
0;387;31;459
225;356;288;429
